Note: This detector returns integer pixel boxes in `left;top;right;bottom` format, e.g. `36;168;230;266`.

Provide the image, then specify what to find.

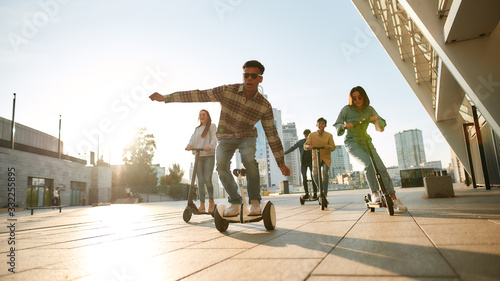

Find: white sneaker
223;204;240;217
393;199;408;211
371;191;381;203
249;200;261;216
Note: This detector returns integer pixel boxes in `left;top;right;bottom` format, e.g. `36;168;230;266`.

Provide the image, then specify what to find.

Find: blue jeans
216;136;260;204
313;161;329;196
196;155;215;203
345;140;395;194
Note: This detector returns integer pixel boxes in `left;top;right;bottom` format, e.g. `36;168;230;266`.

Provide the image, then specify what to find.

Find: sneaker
249;200;261;216
303;194;310;200
223;204;240;217
312;193;318;200
393;199;408;211
371;191;381;203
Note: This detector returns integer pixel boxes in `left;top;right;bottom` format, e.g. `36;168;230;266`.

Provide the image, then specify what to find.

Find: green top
333;105;387;143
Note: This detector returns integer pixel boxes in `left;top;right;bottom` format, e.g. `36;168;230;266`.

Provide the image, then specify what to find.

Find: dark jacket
284;138;312;165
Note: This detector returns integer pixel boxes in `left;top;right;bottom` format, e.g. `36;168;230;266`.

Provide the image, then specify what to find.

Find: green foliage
122;128;157;193
157;176;169;195
165;163;184;187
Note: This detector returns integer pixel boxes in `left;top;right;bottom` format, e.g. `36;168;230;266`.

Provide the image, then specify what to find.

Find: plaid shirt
163;83;285;167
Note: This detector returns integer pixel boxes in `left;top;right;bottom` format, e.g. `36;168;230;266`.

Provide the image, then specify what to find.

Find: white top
187;123;217;157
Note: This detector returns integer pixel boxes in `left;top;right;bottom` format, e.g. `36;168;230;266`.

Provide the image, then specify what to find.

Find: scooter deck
186;201;215;215
223;214;263;223
366;201;384;208
187;206;215;215
301;196;319;201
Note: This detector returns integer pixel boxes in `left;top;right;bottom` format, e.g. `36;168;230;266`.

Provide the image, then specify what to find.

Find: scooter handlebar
311;146;325;149
352;117;369;128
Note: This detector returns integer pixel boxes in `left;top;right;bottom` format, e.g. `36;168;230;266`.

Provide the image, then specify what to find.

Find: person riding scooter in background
186;109;217;213
285;129;318;199
333;86;407;211
304;118;336;200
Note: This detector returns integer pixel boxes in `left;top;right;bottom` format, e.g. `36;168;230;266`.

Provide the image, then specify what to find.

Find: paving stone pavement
1;184;500;281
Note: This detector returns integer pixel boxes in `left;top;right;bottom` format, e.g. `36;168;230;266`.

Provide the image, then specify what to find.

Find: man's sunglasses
243;73;262;79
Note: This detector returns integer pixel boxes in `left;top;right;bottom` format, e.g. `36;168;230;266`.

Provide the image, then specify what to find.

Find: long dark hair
197;109;212;138
348;86;370;108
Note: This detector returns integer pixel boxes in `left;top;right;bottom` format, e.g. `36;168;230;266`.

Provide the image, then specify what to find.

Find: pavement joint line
175;211;323;281
3;186;499;279
487;219;500;225
408;210;462;280
175;200;355;280
305;208;369;279
0;220;194;255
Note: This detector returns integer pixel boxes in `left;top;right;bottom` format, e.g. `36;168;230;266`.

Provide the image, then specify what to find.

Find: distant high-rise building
268;108;286;190
395;129;426;169
152;164;166;186
329;145;352;178
421;161;443;170
282;123;301;186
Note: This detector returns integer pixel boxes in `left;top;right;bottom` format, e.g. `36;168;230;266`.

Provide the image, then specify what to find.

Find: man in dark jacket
284;129;318;199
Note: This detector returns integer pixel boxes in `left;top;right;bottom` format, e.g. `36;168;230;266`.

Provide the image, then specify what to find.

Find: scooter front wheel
383;196;394;216
183;207;192;222
320;195;327;210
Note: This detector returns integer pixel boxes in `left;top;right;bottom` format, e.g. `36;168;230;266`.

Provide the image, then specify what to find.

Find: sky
0;0;451;175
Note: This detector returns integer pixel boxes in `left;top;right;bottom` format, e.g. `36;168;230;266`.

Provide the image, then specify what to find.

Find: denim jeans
196;155;215;203
301;163;317;194
312;161;329;196
345;140;395;194
216;136;260;204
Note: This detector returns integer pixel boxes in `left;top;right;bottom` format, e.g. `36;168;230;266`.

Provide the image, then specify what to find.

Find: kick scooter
213;168;276;232
354;118;394;216
311;147;328;210
183;148;216;222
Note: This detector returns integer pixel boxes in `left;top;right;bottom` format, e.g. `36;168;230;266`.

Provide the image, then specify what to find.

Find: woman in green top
333;86;407;211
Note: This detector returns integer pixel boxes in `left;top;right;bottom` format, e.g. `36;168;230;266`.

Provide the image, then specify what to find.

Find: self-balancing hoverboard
183;148;216;222
213;168;276;232
354;119;394;216
299;180;319;205
311;147;328;210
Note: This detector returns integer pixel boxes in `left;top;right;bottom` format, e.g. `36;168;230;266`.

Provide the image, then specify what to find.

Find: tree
157;175;169;195
164;163;185;199
122;128;157;194
164;163;184;186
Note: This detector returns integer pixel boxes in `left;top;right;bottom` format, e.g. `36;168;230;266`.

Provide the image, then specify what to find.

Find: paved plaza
1;184;500;281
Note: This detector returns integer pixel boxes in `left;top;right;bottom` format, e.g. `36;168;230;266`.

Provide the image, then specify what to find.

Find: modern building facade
352;0;500;187
152;164;166;186
395;129;426;169
0;116;111;208
421;160;443;171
